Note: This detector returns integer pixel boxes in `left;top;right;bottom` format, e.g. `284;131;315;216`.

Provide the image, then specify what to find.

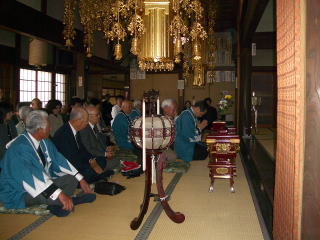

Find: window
55;73;66;105
37;71;52;106
19;69;67;106
19;69;36;103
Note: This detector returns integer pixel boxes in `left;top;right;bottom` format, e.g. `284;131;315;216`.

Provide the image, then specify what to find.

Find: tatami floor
0;157;265;240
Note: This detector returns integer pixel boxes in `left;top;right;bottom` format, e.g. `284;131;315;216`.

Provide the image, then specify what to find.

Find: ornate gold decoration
62;0;207;72
206;0;217;83
216;168;229;175
63;0;76;48
216;143;231;154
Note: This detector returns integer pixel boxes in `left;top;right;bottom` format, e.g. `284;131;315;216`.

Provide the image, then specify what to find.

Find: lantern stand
130;90;185;230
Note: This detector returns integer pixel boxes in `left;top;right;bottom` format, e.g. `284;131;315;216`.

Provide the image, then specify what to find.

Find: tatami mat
1;157;264;240
0;214;40;240
148;158;264;240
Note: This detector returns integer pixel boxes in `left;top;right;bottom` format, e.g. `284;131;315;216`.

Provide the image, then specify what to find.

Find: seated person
175;100;208;162
161;99;178;162
53;107;113;184
79;105;119;171
16;105;32;135
0;102;18;160
31;98;42;110
111;95;124;126
0;110;95;217
161;98;177;120
112;100;134;150
129;99;141;121
46;99;64;137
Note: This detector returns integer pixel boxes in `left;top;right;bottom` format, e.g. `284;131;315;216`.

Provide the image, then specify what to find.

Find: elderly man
112;100;134;150
160;99;178;163
0;110;95;217
175;100;208;162
79;105;119;171
161;99;177;120
16;106;32;135
53;107;113;184
129;99;141;121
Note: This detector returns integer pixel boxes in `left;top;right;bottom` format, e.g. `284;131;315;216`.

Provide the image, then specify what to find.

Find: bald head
121;100;132;115
85;105;100;125
69;107;89;131
31;98;42;110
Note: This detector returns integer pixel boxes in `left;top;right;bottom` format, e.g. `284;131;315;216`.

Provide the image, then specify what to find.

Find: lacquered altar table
206;122;240;193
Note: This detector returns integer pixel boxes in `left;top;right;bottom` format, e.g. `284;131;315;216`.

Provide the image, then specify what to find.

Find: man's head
69;107;89;131
31;98;42;110
116;95;124;106
121;100;132;115
86;105;100;125
192;100;208;117
161;99;177;118
18;106;33;122
70;97;83;108
133;99;141;110
26;110;50;140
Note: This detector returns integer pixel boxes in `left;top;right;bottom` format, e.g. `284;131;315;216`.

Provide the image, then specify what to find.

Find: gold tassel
130;38;139;55
114;43;122;60
174;38;182;55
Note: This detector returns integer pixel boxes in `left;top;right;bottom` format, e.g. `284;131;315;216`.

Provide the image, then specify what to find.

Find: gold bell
192;41;201;61
130;38;139;55
86;47;92;58
174;55;181;63
66;39;73;48
114;43;122;60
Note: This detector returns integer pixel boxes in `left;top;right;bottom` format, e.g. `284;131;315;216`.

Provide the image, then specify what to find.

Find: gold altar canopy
63;0;212;73
138;1;174;71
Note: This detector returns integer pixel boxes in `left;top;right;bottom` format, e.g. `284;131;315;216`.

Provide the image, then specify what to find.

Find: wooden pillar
239;47;252;136
301;0;320;238
273;0;305;239
74;52;85;99
13;34;21;105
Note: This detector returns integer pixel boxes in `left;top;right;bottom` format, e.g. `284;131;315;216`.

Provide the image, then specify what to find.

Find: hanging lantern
29;39;48;67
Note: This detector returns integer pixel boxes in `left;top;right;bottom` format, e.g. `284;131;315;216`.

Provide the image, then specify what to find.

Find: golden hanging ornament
192;40;201;61
131;37;139;55
114;43;122;60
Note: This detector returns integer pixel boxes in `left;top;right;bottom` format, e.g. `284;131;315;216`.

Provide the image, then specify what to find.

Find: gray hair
26;110;48;134
161;99;176;109
18;106;32;120
133;99;141;108
69;107;86;121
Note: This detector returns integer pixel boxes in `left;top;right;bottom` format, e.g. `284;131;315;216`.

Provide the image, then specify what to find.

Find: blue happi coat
0;132;79;209
112;111;134;150
174;108;201;162
129;108;141;121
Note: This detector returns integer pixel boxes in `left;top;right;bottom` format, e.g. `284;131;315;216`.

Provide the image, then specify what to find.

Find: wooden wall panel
130;74;178;101
273;0;305;239
301;0;320;238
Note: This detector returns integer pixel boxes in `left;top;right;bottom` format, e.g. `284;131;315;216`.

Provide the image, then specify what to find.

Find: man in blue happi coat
175;100;208;162
112;100;135;150
0;110;95;217
129;99;141;121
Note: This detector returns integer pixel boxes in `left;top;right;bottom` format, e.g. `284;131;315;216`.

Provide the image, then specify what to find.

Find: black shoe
72;193;96;205
47;205;70;217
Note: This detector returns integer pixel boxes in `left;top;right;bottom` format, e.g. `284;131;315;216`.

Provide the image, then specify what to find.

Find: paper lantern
29;39;48;67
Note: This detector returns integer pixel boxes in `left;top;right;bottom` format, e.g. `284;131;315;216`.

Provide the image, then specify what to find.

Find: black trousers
192;142;208;161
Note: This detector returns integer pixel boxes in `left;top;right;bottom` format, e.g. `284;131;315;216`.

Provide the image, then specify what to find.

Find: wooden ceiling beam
0;0;84;51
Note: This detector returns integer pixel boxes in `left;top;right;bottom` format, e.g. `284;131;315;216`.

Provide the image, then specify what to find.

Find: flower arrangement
217;94;233;116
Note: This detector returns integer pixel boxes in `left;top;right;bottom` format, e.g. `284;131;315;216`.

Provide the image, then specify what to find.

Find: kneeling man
0;110;95;217
175;100;208;162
